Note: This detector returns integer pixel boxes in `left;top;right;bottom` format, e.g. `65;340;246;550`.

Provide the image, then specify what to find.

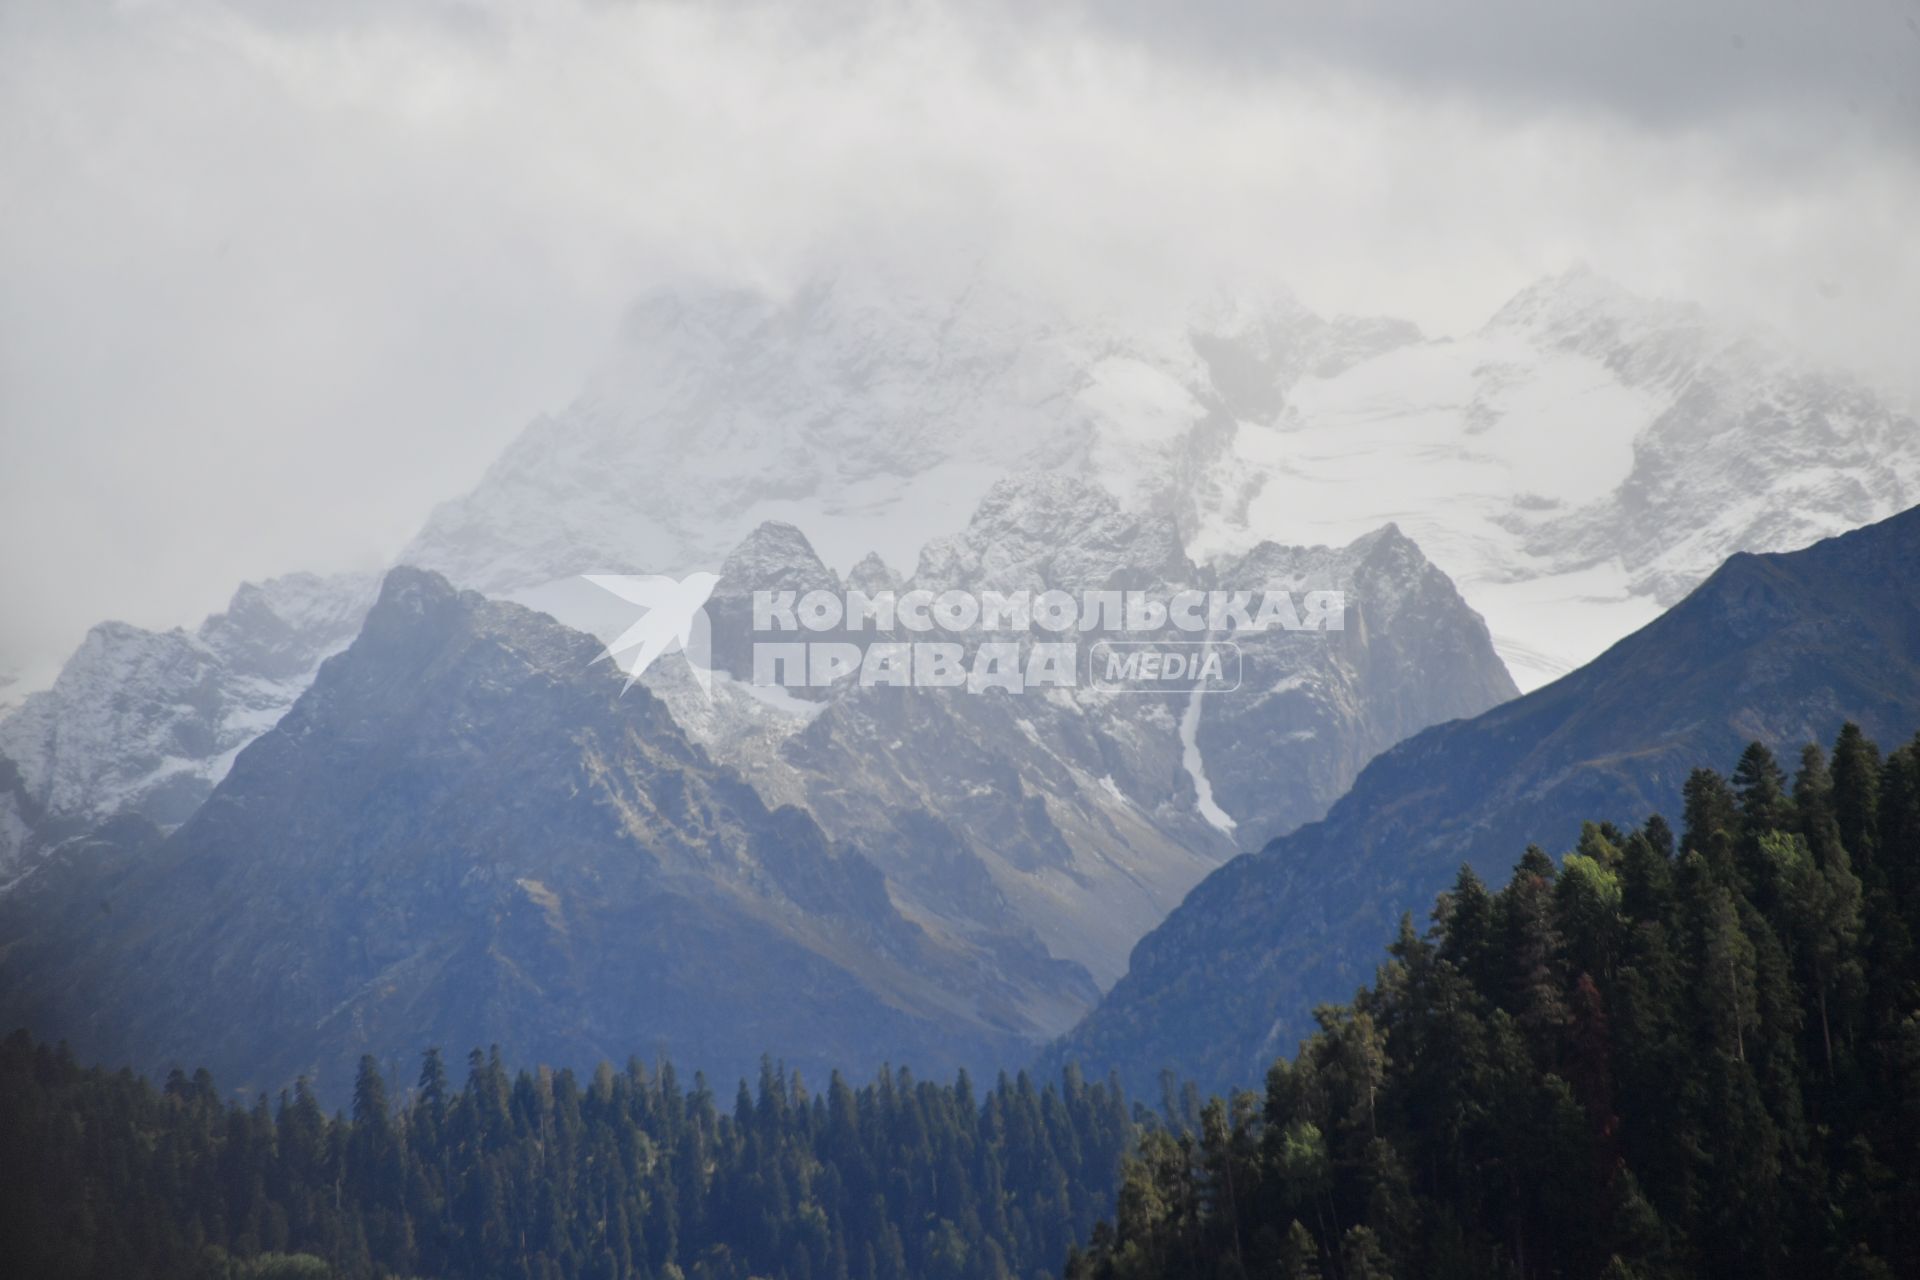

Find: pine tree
1734;742;1791;836
1833;723;1882;878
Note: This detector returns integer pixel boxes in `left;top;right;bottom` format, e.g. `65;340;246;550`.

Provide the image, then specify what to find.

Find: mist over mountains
2;264;1916;1103
405;264;1919;689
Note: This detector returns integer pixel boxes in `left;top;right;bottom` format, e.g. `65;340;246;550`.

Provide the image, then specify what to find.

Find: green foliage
0;1041;1132;1280
1073;726;1920;1280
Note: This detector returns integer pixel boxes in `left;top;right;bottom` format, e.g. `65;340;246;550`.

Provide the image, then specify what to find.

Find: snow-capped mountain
11;261;1910;921
405;264;1919;690
398;263;1415;599
1235;269;1920;685
635;476;1516;994
6;257;1904;1086
0;571;378;874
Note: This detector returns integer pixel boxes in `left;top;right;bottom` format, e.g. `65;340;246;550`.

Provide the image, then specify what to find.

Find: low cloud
2;0;1915;682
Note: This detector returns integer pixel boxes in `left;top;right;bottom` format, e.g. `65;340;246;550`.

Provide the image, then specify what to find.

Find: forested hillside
1068;726;1920;1280
0;1043;1130;1280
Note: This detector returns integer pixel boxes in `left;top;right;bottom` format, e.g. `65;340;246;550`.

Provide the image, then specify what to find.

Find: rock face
647;477;1517;994
401;263;1918;689
764;477;1229;995
0;754;53;889
0;571;378;873
2;478;1513;1066
1200;523;1519;852
1049;503;1920;1096
0;568;1079;1101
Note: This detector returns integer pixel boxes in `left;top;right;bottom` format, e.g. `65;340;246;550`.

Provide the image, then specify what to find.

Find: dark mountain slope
1052;503;1920;1093
0;568;1068;1102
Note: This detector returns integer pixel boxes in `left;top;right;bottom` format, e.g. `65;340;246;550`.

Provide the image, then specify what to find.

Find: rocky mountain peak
914;474;1193;594
1219;521;1434;602
0;558;1079;1098
1483;266;1709;366
339;565;499;680
0;570;378;867
716;520;839;598
846;552;901;595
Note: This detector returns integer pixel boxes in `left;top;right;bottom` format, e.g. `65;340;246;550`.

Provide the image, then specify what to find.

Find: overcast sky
2;0;1916;687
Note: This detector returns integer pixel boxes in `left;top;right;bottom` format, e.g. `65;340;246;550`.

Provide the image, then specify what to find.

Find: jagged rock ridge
643;476;1517;991
0;572;378;874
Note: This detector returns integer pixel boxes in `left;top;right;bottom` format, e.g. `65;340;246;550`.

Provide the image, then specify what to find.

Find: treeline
0;1039;1132;1280
1068;725;1920;1280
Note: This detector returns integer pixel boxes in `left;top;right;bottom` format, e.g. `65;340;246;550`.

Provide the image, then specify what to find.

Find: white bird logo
584;571;721;696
